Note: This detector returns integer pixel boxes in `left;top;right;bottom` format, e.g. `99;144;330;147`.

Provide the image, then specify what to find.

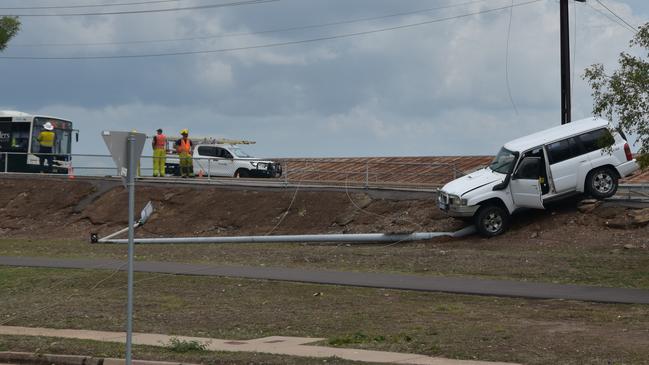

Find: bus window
57;130;71;155
10;123;30;152
0;121;11;151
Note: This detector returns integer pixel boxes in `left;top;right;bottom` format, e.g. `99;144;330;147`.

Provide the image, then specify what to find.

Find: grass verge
1;267;648;365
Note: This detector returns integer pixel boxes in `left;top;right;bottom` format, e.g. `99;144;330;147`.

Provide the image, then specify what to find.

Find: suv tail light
624;143;633;161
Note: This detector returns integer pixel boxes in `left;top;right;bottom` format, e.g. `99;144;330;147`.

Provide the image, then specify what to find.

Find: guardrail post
284;161;289;187
365;161;369;189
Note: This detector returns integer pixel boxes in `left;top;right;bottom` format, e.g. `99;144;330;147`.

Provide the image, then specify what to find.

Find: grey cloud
1;0;647;157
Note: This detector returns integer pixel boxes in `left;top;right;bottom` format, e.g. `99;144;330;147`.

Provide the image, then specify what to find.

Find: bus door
0;120;11;171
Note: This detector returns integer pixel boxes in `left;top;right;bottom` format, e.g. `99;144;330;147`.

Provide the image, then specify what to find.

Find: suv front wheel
474;204;510;237
234;169;250;178
587;167;618;199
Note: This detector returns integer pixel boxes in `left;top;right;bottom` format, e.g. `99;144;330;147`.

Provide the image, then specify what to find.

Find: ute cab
438;117;639;237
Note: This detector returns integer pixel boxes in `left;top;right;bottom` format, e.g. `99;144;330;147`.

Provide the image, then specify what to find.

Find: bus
0;110;77;173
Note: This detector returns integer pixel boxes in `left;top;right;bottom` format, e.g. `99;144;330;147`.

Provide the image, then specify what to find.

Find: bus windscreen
32;117;73;156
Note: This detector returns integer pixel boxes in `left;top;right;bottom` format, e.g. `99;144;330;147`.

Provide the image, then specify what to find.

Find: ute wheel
587;167;618;199
273;165;283;178
234;169;250;178
474;204;509;238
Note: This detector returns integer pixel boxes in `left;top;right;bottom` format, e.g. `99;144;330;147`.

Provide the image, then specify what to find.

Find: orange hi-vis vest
154;134;167;149
177;138;191;154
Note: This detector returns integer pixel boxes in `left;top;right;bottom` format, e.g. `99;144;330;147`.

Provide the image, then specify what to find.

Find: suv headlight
250;161;268;169
449;195;467;206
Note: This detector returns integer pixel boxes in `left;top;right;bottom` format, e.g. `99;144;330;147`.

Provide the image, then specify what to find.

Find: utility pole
560;0;586;124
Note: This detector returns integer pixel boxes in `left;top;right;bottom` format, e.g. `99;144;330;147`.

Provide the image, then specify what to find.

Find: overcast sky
1;0;647;157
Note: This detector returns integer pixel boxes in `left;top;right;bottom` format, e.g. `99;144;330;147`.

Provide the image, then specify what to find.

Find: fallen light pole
91;201;153;244
95;225;476;245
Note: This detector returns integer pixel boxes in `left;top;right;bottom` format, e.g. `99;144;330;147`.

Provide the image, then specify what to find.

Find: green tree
0;16;20;51
584;23;649;167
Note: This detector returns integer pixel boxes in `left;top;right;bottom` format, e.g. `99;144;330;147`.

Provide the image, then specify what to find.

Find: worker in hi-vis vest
175;129;194;178
37;122;55;173
152;128;167;177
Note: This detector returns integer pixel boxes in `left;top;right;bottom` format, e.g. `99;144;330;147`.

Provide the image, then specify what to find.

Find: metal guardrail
2;151;648;194
0;151;463;190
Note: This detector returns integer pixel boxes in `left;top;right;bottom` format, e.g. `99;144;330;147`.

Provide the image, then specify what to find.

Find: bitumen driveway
1;256;649;304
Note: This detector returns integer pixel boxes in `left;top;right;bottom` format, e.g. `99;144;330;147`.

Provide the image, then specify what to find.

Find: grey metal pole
101;226;478;245
284;161;288;187
125;133;136;365
560;0;571;124
365;161;369;189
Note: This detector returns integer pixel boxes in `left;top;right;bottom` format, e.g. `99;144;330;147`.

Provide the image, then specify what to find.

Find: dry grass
1;267;649;365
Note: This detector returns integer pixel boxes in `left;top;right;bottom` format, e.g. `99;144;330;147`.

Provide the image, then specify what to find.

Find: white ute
192;142;282;178
438;117;639;237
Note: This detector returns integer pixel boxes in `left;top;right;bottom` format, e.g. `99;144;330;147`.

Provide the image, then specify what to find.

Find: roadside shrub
328;331;386;346
167;337;208;353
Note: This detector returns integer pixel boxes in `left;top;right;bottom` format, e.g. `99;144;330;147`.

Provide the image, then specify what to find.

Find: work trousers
153;148;166;177
39;146;54;173
179;152;193;177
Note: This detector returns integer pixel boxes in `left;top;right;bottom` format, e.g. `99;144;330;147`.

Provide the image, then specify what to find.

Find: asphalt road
2;256;649;305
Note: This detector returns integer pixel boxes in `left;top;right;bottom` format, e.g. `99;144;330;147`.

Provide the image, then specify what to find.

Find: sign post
102;131;146;365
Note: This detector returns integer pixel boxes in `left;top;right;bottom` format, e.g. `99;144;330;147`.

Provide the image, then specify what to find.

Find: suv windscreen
490;147;517;174
230;146;251;158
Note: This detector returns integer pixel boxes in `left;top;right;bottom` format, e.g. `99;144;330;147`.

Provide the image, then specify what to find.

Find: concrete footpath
1;256;649;304
0;326;518;365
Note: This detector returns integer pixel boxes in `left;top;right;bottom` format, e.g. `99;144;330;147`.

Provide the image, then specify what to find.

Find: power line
586;2;636;33
505;0;518;115
13;0;494;48
0;0;183;11
0;0;543;60
594;0;638;33
0;0;278;17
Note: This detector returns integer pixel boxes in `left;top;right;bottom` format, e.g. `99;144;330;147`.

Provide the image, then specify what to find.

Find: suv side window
197;146;217;157
215;147;233;159
547;137;582;165
578;128;614;153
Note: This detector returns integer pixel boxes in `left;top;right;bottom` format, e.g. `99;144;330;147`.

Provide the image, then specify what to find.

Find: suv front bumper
437;191;479;217
251;162;282;178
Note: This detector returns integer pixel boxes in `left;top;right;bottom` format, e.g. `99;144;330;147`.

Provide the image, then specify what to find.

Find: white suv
438;117;639;237
192;143;282;178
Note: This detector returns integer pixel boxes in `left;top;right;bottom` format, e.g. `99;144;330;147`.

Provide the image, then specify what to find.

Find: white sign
102;130;147;184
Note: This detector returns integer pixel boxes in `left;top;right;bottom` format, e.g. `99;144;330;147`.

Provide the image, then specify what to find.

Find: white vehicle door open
509;157;544;209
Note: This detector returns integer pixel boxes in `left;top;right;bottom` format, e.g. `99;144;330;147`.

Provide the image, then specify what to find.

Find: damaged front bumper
437;190;479;217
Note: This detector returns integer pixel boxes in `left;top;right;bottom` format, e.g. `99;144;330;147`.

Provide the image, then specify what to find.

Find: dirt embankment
0;177;461;240
1;176;648;244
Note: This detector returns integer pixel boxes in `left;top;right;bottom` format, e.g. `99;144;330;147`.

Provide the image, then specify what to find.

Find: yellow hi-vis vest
38;131;55;148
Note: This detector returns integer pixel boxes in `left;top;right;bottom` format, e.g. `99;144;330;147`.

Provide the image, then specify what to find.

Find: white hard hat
43;122;54;131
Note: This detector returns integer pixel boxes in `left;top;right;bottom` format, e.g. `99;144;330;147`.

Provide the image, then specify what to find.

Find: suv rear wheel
587;167;618;199
474;204;510;237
